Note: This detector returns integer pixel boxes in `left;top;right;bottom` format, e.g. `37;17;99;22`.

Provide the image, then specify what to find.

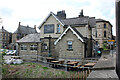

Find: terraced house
0;26;12;49
17;10;96;61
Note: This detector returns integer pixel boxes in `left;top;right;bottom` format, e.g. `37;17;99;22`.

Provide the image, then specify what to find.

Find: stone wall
18;43;41;61
55;30;85;61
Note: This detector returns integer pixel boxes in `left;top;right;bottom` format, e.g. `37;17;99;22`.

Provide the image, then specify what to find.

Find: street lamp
44;35;52;57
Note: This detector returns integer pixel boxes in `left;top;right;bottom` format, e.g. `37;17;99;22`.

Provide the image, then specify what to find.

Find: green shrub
42;67;48;70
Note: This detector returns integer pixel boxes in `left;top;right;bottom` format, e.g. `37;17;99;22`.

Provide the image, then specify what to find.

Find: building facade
0;26;12;49
17;10;113;62
92;19;113;49
38;10;96;61
17;34;41;61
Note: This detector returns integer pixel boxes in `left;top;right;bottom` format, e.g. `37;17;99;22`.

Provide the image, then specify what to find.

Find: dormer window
57;24;60;33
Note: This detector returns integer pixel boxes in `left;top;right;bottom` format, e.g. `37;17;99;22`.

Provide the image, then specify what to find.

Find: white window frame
20;45;27;51
67;41;73;50
57;24;61;33
30;45;37;51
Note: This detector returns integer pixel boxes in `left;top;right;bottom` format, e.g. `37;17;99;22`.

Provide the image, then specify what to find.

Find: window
96;41;98;45
42;43;48;52
20;45;27;50
30;45;37;51
96;31;97;38
57;24;60;33
44;24;54;33
67;41;73;50
6;34;8;40
3;34;5;40
104;31;106;37
104;24;106;28
99;34;101;36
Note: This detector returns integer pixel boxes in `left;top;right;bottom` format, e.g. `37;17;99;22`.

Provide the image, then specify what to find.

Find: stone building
16;10;113;61
92;19;113;49
17;10;96;61
38;10;96;61
17;34;41;61
0;26;12;49
12;22;37;49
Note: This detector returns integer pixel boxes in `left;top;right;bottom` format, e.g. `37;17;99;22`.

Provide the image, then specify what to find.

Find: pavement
87;49;119;79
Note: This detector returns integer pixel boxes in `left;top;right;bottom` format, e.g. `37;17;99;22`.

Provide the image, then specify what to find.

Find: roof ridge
63;16;89;20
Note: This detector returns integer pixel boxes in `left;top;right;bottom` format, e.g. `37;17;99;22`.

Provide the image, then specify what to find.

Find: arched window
104;31;106;37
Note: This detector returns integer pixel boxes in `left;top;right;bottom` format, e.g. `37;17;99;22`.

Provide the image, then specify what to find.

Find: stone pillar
116;0;120;78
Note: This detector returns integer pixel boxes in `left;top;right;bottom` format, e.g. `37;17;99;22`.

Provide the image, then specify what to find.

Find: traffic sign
108;42;114;45
108;40;115;42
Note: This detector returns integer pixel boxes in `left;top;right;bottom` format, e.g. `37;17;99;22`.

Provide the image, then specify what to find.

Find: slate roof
38;12;96;29
96;19;112;27
62;16;89;25
16;34;41;43
96;19;107;22
72;27;86;40
0;27;9;33
62;16;96;28
14;25;37;34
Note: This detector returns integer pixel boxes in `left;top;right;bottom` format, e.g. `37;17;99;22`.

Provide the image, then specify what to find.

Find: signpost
108;40;115;57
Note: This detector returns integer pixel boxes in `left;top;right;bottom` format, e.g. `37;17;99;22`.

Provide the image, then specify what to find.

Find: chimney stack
57;10;66;19
79;9;84;17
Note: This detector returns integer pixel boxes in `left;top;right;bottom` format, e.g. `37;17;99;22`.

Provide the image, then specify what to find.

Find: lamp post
48;35;52;57
44;35;52;57
116;0;120;78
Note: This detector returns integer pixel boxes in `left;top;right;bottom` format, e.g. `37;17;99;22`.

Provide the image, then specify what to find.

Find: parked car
6;50;17;55
11;50;17;55
4;56;23;64
6;50;13;55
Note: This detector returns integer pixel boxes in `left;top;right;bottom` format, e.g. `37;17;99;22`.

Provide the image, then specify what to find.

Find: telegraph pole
116;0;120;78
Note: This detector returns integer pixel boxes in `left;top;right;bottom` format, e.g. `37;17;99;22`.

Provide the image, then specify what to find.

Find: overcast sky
0;0;115;35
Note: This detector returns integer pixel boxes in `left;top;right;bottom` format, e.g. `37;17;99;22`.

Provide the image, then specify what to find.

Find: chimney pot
27;25;29;27
19;22;21;26
2;26;3;29
79;9;84;17
34;25;36;30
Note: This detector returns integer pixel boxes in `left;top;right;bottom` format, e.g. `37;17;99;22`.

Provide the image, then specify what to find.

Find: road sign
108;40;115;42
108;42;113;45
